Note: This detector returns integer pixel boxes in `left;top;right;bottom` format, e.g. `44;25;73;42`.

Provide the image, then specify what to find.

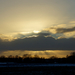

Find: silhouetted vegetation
0;52;75;63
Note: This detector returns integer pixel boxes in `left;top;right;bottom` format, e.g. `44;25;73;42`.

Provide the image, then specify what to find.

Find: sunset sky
0;0;75;58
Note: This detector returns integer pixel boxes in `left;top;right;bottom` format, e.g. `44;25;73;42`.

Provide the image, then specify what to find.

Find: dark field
0;66;75;75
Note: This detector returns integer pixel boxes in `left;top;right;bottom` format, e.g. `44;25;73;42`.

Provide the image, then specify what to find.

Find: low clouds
0;35;75;51
0;30;75;51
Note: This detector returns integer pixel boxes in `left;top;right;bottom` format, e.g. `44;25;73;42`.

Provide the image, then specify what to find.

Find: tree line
0;52;75;63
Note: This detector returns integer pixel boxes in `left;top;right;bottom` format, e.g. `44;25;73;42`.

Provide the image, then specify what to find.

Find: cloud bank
0;35;75;51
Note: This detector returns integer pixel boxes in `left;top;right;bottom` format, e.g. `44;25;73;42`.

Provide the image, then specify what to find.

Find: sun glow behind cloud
0;0;75;40
33;30;40;33
0;0;75;57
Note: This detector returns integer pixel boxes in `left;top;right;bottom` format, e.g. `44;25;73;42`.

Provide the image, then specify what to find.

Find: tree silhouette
34;54;39;58
23;54;32;59
70;52;75;56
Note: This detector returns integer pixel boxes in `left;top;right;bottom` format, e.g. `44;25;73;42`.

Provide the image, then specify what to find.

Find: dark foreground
0;66;75;75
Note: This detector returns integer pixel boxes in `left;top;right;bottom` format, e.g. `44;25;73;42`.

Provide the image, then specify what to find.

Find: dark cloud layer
56;27;75;33
0;35;75;51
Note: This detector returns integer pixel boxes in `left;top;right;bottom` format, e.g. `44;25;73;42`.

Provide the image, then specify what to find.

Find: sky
0;0;75;58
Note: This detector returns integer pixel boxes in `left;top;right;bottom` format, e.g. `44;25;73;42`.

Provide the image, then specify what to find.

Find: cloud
0;34;17;41
43;24;67;34
44;26;75;34
43;24;75;38
0;35;75;51
63;31;75;38
56;27;75;33
38;31;50;36
0;30;51;41
14;31;51;39
70;21;75;23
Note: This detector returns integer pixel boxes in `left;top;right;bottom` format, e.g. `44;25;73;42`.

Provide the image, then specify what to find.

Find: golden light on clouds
0;0;75;39
64;31;75;37
0;0;75;57
0;50;74;58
